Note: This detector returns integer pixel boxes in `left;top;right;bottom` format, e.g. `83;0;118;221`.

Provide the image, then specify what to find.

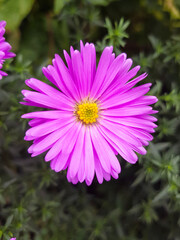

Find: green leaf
89;0;113;6
0;0;35;30
152;186;169;204
5;215;14;228
54;0;69;15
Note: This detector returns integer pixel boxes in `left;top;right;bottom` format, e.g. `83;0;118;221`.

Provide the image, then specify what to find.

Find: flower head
0;20;16;80
10;238;16;240
21;41;158;185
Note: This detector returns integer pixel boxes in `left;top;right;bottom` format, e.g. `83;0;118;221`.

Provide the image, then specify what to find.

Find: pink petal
22;110;72;119
101;84;151;109
25;78;75;105
45;121;81;161
71;50;85;98
0;20;6;28
28;118;48;127
99;118;142;147
53;153;70;172
90;46;113;99
54;54;80;101
68;125;85;179
103;116;157;129
25;117;74;138
102;106;153;117
94;152;104;184
81;42;96;96
22;90;73;110
98;125;138;164
46;65;71;98
42;67;58;87
95;53;126;99
90;125;120;173
30;121;76;154
77;153;85;183
84;127;95;184
100;65;141;101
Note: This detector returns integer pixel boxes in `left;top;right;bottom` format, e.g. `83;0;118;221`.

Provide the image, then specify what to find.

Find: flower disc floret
77;102;98;124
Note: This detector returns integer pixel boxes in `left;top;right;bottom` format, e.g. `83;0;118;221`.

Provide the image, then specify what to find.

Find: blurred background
0;0;180;239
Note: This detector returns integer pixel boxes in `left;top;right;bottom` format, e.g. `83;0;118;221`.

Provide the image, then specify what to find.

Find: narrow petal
68;125;85;179
95;53;126;99
25;117;75;138
128;96;158;106
103;116;157;129
77;154;85;183
42;67;58;87
102;168;111;181
84;127;95;184
54;54;80;101
61;122;82;155
98;125;138;164
71;50;85;98
31;121;76;153
94;152;104;184
100;65;140;101
122;73;148;91
90;125;120;173
25;78;75;105
101;84;151;109
22;90;73;110
102;106;153;117
90;46;113;99
45;121;81;161
99;118;142;147
28;118;48;127
45;65;71;98
22;111;72;119
54;153;70;172
140;115;158;122
81;43;96;96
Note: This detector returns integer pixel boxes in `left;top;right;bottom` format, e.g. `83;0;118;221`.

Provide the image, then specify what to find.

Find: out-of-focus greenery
0;0;180;239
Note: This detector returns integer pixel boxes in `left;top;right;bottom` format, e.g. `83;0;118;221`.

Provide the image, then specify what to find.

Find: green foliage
104;18;129;47
96;17;130;54
0;0;180;239
0;0;35;30
53;0;70;15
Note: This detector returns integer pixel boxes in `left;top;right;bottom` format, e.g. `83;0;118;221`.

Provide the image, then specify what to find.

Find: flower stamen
76;102;99;124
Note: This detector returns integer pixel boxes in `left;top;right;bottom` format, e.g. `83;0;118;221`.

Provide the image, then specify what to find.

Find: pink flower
21;41;158;185
10;238;16;240
0;20;16;80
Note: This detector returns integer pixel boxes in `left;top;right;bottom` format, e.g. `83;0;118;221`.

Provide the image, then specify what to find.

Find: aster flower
0;20;16;80
21;41;158;185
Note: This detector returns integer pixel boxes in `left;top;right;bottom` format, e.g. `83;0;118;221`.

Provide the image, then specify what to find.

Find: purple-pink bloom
0;20;16;80
21;41;158;185
10;238;16;240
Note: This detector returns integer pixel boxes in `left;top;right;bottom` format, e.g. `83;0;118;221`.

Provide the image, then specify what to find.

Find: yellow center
76;102;99;124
